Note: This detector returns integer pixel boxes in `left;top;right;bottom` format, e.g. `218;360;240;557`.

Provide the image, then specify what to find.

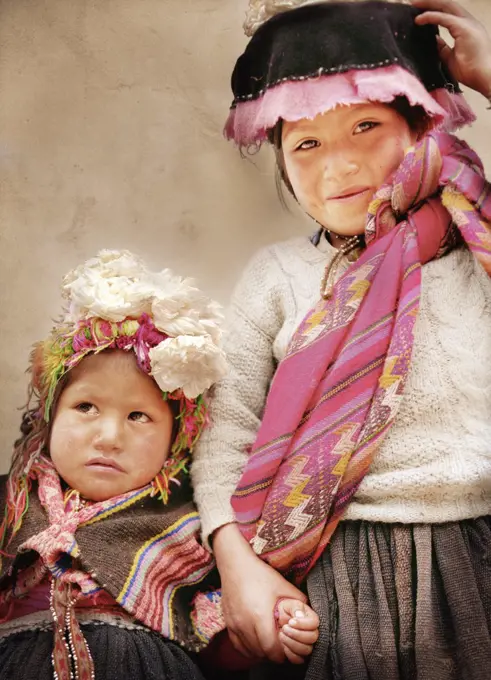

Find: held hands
412;0;491;98
212;523;318;664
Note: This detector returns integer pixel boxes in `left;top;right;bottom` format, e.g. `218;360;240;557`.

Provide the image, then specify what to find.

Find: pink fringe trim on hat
224;65;476;145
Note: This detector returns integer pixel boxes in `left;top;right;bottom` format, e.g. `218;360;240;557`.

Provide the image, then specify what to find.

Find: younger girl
193;1;491;678
0;250;230;680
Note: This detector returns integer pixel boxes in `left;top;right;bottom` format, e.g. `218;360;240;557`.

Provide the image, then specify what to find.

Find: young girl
0;249;232;680
192;1;491;677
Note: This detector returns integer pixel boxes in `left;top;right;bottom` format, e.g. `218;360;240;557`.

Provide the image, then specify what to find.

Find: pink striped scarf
231;131;491;584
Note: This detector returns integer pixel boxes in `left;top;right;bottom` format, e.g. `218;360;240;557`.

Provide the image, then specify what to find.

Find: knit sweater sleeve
191;246;286;548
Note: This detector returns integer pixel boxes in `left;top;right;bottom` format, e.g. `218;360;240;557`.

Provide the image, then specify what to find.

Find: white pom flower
149;270;224;344
58;249;227;398
62;250;153;323
64;250;147;286
149;335;228;399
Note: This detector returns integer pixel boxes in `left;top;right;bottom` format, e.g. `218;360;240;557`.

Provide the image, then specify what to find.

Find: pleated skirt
0;621;206;680
252;517;491;680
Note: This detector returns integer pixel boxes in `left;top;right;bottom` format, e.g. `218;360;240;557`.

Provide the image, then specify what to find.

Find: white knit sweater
192;236;491;544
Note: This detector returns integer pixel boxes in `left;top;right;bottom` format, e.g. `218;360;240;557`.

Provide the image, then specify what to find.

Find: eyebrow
283;124;315;142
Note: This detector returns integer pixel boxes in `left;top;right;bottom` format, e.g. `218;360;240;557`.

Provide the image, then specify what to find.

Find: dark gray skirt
253;517;491;680
0;622;206;680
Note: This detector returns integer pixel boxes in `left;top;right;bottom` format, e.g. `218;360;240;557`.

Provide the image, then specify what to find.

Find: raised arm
413;0;491;99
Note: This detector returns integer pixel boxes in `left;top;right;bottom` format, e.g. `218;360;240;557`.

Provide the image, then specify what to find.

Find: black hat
225;1;475;145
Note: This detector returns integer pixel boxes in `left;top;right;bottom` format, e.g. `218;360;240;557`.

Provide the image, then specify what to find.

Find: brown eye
296;139;319;151
76;402;96;414
354;121;380;134
129;411;151;423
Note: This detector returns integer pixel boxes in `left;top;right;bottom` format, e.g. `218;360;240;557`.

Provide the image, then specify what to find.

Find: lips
86;457;124;472
327;186;371;201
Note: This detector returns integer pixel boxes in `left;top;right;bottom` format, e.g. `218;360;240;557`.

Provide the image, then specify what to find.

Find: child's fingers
275;598;302;620
279;631;314;658
288;608;320;631
282;624;319;646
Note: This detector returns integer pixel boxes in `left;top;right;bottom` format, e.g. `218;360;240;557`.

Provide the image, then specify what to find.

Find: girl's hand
413;0;491;97
212;523;308;663
275;598;320;665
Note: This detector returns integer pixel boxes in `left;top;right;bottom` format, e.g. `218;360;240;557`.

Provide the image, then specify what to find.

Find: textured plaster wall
0;0;490;470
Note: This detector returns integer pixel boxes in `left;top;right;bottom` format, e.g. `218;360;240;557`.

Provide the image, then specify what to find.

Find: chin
83;491;113;502
81;484;124;503
320;213;368;236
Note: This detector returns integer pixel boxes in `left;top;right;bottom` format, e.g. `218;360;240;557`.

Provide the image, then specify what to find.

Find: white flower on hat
149;270;224;344
149;335;228;400
62;250;153;323
59;249;228;399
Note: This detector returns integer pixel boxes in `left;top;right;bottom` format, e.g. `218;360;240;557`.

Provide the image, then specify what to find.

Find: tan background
0;0;490;470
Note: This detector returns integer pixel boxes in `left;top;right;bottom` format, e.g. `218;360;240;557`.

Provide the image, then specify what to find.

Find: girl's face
281;103;418;236
50;350;174;502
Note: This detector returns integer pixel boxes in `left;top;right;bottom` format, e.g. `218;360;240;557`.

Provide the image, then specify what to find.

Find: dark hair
7;370;71;500
268;97;431;200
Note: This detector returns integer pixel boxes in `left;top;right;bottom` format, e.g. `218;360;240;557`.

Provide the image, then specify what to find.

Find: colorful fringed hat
225;0;476;146
35;249;227;453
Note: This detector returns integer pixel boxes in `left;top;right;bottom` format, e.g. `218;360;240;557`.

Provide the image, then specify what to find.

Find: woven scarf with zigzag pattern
231;131;491;584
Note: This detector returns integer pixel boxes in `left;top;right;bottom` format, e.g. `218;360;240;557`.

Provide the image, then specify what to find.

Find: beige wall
1;0;490;470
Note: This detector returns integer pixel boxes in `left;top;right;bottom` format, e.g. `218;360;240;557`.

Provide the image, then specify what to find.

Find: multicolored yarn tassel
0;446;50;569
173;394;208;455
151;455;190;505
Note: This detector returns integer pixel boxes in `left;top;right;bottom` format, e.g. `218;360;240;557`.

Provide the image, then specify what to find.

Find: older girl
192;1;491;678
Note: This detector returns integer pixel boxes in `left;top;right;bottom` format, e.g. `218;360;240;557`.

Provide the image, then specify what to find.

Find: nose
93;416;123;453
322;147;359;182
